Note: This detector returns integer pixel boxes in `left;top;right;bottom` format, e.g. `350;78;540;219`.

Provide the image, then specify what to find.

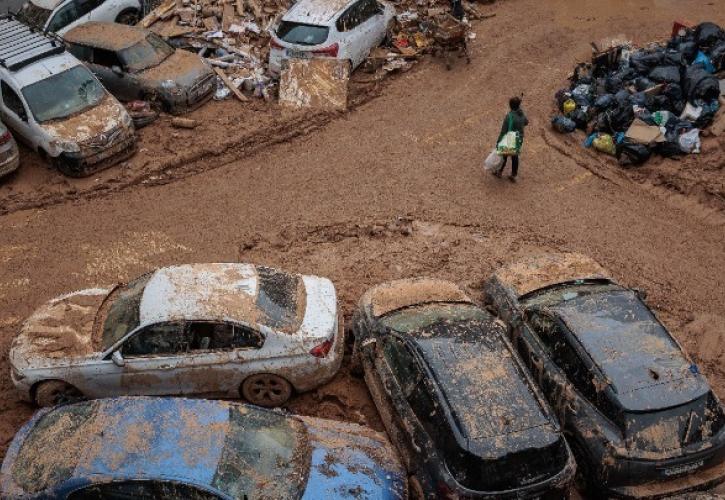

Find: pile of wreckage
551;21;725;166
138;0;489;108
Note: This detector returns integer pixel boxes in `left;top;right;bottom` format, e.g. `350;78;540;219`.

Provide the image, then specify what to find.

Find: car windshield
101;274;152;349
276;21;329;45
255;266;306;333
212;405;310;498
16;2;52;29
21;65;105;123
520;281;620;308
381;303;488;334
119;34;175;72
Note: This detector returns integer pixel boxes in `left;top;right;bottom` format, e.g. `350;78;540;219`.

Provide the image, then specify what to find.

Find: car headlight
57;140;80;153
161;79;183;96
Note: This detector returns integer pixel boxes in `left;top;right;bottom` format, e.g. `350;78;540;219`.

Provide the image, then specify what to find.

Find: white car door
0;80;37;149
86;322;195;397
50;0;102;36
352;0;387;66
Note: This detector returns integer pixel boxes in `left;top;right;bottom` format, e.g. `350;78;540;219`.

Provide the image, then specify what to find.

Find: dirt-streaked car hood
40;95;129;145
138;50;212;89
11;288;111;370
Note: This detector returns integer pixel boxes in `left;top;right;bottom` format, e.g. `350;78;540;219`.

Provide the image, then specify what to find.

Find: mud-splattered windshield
255;266;306;332
101;274;152;349
119;34;174;72
212;406;310;498
22;65;105;123
16;2;52;29
381;303;488;335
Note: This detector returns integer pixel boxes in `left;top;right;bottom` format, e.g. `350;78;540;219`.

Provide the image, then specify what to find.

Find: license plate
287;49;309;59
662;459;704;477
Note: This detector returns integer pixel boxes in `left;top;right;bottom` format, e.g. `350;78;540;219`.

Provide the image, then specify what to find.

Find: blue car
0;397;407;499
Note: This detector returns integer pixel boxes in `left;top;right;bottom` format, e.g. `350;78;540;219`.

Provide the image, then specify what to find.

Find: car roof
361;278;473;318
492;253;611;298
551;289;709;411
137;263;309;332
29;0;64;10
64;22;148;51
282;0;353;25
8;51;81;88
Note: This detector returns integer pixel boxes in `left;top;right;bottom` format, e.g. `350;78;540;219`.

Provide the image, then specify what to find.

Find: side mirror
111;350;125;367
111;65;124;76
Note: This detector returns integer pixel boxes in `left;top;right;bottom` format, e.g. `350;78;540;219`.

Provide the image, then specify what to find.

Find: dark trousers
499;155;519;177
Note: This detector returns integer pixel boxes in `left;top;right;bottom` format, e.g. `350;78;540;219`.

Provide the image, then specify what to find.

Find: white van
16;0;142;36
0;16;136;176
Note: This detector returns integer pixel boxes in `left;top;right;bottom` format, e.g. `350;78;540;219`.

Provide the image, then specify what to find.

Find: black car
484;253;725;498
352;278;576;499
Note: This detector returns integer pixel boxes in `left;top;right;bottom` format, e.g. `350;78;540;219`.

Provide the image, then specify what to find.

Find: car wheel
241;374;292;407
115;9;140;25
34;380;83;407
54;156;85;178
408;475;425;500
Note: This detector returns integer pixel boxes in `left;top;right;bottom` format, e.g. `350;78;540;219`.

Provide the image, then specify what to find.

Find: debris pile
551;21;725;166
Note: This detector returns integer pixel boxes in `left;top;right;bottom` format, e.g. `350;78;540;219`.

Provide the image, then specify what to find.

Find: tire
115;9;139;25
34;380;83;407
241;374;293;407
408;475;425;500
54;156;85;178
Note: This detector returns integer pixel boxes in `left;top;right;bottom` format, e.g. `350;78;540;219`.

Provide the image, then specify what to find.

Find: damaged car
269;0;395;76
484;253;725;498
65;22;216;114
0;16;136;177
0;120;20;178
352;278;576;499
10;263;343;408
16;0;142;35
0;397;408;499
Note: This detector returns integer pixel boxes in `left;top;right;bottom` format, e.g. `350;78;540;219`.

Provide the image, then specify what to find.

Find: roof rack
0;15;65;71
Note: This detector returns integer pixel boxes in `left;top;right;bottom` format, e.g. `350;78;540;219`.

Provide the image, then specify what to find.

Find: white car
269;0;394;76
16;0;142;36
10;263;343;408
0;120;20;178
0;17;136;177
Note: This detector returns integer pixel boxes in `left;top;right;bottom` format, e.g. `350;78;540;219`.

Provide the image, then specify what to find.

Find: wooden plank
222;1;235;32
214;67;248;102
235;0;245;16
140;0;175;28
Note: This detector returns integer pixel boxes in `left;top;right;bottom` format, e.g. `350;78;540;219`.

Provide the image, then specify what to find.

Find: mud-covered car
484;253;725;498
352;278;576;499
65;22;216;114
0;397;408;499
0;16;136;177
10;263;343;408
0;120;20;178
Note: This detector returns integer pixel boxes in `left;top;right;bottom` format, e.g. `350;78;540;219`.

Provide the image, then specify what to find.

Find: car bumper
57;135;137;177
608;458;725;499
0;147;19;178
10;367;33;402
163;75;216;115
291;326;345;392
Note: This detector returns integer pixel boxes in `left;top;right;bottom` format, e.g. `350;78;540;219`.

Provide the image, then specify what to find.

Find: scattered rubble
551;21;724;167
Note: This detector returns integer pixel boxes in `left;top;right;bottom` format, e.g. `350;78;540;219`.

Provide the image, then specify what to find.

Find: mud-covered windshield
102;274;152;349
381;303;488;335
255;266;306;332
119;34;174;72
22;65;105;123
212;406;310;498
16;2;52;29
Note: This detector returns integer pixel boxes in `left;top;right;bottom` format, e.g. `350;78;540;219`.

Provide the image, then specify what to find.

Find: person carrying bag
493;96;528;182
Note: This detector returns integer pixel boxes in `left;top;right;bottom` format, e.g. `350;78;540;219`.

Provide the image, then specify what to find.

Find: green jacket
498;109;529;144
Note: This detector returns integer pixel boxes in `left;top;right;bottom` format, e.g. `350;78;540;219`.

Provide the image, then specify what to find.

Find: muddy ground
1;0;724;496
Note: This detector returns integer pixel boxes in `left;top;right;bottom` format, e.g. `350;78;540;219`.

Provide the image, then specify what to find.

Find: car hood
40;95;130;145
11;288;111;370
300;416;407;499
138;50;212;89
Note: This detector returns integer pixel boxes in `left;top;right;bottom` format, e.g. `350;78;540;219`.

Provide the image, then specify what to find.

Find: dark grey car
65;22;215;114
484;253;725;499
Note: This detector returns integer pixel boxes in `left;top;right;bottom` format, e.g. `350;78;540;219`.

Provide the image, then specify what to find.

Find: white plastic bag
678;129;701;154
484;149;504;171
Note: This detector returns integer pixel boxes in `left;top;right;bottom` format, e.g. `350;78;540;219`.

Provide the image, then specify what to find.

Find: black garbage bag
630;50;664;74
663;49;684;67
695;22;724;50
649;65;681;84
555;88;571;109
651;95;670;110
684;65;720;101
614;89;631;106
635;77;654;91
617;141;652;166
710;41;725;71
552;116;577;133
594;94;615;109
570;109;589;130
677;41;698;64
654;140;682;158
692;100;720;128
605;75;624;93
631;92;649;107
597;104;634;134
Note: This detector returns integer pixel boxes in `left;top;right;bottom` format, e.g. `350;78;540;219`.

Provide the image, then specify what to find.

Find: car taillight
312;43;339;57
270;38;283;50
310;338;333;358
0;131;10;145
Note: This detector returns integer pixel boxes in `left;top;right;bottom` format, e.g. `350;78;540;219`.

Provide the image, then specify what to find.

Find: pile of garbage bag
551;21;724;166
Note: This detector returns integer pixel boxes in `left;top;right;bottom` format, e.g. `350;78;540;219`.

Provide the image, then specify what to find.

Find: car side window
92;48;123;68
336;0;364;32
0;82;27;121
187;322;263;351
47;1;80;32
383;337;418;397
121;323;190;357
408;369;438;429
75;0;103;17
359;0;381;20
67;43;93;62
67;480;222;499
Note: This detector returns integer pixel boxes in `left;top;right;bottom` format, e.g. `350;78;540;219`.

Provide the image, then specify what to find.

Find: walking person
494;96;528;182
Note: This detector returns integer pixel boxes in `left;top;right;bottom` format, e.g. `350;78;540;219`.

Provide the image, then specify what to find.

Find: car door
352;0;386;64
0;81;36;148
52;0;103;35
335;1;365;66
183;321;265;395
87;322;192;397
88;47;137;101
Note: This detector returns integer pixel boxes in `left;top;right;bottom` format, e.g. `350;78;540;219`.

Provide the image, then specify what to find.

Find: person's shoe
493;170;502;178
508;175;517;183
